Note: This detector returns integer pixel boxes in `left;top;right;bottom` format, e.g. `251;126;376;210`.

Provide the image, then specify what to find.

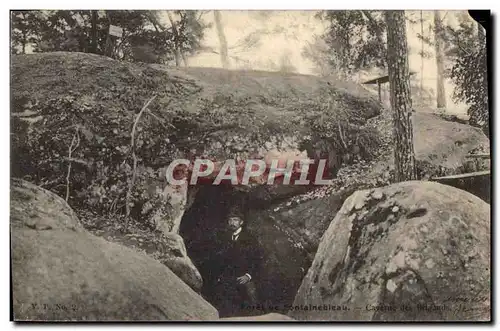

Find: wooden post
434;11;447;109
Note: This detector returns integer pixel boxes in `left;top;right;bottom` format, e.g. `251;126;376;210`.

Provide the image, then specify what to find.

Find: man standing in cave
213;210;264;317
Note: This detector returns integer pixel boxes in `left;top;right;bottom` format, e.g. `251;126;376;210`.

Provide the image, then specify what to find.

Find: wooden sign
109;25;123;38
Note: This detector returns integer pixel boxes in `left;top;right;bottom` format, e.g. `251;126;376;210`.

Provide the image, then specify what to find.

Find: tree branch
197;10;208;22
65;126;80;202
361;10;381;32
125;95;157;218
146;109;176;130
446;26;472;57
337;121;348;150
167;11;183;67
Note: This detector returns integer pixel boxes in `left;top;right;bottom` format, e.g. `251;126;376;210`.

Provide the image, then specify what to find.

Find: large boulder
11;177;83;232
11;179;218;321
290;181;490;321
93;228;203;292
413;113;490;178
155;232;202;292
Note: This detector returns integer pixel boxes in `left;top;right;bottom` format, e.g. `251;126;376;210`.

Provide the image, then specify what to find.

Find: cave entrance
179;184;312;318
179;185;250;317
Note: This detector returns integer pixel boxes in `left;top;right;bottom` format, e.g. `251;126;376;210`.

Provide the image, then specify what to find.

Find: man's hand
236;274;251;285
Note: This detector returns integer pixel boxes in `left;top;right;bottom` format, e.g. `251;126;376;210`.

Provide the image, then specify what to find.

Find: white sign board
109;25;123;38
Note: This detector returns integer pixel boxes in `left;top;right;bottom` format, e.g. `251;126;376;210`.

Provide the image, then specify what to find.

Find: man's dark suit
213;228;264;317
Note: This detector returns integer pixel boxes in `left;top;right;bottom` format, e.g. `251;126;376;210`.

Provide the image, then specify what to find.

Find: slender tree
434;10;447;109
90;10;98;54
475;20;488;135
213;10;230;69
420;11;425;97
385;10;417;182
167;11;182;67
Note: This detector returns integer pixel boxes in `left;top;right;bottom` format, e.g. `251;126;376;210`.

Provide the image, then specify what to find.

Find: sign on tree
109;25;123;38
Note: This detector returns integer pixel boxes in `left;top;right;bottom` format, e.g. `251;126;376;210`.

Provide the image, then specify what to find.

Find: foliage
445;17;488;134
450;44;488;130
10;11;41;54
173;11;207;57
301;36;335;77
10;10;208;65
298;86;382;165
315;10;387;77
11;59;196;231
411;12;488;134
264;50;298;74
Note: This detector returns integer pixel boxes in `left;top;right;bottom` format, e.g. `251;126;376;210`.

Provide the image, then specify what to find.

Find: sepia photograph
9;8;491;322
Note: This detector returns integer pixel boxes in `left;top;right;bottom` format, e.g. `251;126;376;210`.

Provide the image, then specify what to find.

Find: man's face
227;216;244;232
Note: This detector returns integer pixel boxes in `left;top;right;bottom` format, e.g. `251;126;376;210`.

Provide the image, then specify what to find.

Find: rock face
94;229;203;292
158;233;203;292
153;180;189;234
244;188;356;313
11;177;83;232
290;181;490;321
11;52;381;238
11;179;218;321
412;113;489;177
236;110;490;314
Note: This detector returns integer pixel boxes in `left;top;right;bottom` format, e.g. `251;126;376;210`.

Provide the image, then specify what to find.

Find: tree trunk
104;11;114;58
21;33;26;54
90;10;98;54
167;11;182;67
420;10;424;98
433;10;447;109
339;13;351;79
213;10;230;69
385;10;417;182
477;21;488;136
20;12;27;54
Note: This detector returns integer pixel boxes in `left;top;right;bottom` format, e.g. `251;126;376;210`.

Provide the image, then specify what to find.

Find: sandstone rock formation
95;229;203;292
240;110;490;314
413;112;489;176
290;181;490;321
10;52;491;322
11;52;381;238
11;179;218;321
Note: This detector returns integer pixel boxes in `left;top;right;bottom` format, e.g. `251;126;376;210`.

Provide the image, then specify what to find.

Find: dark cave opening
179;184;314;317
179;185;250;317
